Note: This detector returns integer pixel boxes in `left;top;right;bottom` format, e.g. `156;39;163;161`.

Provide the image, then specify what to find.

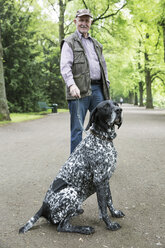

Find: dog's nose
116;108;122;114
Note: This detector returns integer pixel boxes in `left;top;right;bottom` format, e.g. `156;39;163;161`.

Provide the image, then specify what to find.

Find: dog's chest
57;133;117;198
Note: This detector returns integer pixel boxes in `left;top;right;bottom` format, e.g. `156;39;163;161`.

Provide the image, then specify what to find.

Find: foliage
0;0;164;116
126;0;165;107
1;0;66;113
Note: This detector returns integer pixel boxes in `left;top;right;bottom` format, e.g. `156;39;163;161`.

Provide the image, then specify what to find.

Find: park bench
38;101;58;113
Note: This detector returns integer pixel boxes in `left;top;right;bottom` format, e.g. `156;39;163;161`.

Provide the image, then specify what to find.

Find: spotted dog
19;100;125;235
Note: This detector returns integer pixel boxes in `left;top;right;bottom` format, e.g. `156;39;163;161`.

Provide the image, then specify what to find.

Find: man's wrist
67;79;76;88
69;83;75;89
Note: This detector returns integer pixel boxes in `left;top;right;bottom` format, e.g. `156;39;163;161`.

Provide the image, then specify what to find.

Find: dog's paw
107;222;121;231
111;210;125;218
19;227;25;234
80;226;95;235
76;208;84;215
57;223;95;235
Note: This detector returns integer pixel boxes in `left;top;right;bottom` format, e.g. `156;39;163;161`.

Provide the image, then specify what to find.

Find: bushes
1;0;66;113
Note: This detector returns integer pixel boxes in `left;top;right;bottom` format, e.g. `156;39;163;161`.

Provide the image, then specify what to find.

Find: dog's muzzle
107;108;122;128
115;108;123;128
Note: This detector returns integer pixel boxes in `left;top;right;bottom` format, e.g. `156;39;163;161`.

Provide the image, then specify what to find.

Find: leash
76;99;88;135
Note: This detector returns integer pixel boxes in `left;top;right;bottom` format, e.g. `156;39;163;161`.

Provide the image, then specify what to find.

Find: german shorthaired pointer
19;100;125;235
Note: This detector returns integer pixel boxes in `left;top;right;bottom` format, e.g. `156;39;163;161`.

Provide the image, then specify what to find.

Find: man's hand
69;84;81;98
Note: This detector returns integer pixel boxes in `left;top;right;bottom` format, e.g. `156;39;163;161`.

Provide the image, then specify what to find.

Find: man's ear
74;19;77;24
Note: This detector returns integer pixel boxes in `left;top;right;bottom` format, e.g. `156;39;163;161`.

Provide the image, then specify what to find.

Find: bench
38;101;58;113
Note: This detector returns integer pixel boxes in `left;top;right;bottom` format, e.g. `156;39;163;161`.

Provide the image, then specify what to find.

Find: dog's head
86;100;123;131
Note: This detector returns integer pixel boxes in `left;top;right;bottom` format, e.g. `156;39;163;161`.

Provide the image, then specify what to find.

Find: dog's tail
19;206;43;234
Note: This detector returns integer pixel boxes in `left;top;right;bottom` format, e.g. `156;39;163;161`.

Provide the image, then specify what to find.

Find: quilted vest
61;31;110;100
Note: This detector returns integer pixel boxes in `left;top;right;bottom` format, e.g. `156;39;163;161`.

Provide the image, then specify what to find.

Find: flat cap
76;9;93;18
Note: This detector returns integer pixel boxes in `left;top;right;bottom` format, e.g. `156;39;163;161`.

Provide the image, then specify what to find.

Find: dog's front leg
107;183;125;218
96;183;121;231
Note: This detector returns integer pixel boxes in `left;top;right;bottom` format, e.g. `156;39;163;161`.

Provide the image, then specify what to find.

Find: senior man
60;9;110;153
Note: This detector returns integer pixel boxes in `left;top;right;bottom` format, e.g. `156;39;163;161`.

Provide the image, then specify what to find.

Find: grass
0;109;69;126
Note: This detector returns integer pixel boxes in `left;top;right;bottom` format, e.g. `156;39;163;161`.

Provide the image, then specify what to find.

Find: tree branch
48;0;59;17
97;25;112;36
135;24;144;41
151;71;165;82
96;3;110;20
42;36;57;46
92;2;127;24
155;25;161;49
81;0;88;9
64;20;74;33
152;75;165;85
17;0;33;13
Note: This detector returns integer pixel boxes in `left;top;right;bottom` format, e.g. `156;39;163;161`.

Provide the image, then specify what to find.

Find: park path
0;105;165;248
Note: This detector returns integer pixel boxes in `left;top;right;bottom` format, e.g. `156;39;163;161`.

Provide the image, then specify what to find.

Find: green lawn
0;109;68;126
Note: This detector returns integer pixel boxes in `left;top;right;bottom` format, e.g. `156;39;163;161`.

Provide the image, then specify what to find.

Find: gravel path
0;105;165;248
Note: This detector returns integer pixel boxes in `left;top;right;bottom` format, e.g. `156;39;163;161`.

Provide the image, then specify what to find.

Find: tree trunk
139;81;144;107
134;86;138;105
159;18;165;63
0;26;11;121
144;52;153;109
128;91;134;104
162;23;165;63
134;92;138;105
59;0;65;44
146;72;153;108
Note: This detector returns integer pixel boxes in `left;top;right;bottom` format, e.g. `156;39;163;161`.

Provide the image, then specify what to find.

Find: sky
37;0;59;22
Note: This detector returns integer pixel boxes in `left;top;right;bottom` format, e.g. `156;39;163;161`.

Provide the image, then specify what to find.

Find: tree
41;38;67;107
128;0;165;108
158;0;165;62
0;18;10;120
48;0;73;44
1;0;164;114
2;1;42;112
1;0;66;112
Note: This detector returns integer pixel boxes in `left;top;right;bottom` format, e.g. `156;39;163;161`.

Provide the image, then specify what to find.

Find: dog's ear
85;107;98;131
